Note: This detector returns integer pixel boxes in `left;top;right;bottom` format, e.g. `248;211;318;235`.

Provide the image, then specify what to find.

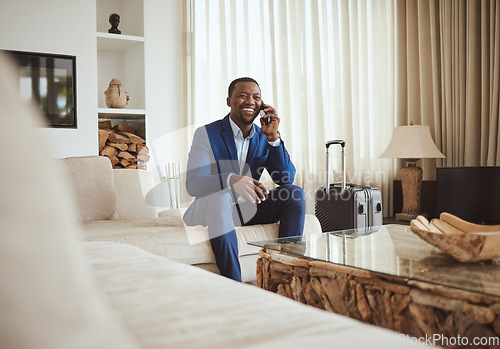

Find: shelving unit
96;32;144;52
96;0;146;139
97;108;146;116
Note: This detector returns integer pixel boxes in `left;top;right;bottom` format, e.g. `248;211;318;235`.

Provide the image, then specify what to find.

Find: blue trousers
204;184;305;281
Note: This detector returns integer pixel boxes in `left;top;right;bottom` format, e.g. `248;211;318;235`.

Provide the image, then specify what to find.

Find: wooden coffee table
249;225;500;348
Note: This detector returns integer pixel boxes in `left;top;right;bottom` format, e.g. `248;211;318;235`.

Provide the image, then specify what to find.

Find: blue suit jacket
183;114;296;225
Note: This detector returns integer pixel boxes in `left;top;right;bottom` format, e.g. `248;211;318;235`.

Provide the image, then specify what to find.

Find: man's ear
226;97;231;107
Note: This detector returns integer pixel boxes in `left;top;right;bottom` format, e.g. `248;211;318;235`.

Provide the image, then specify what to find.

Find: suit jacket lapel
221;115;240;174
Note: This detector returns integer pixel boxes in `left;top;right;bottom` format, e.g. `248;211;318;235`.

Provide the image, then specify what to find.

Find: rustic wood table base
257;249;500;348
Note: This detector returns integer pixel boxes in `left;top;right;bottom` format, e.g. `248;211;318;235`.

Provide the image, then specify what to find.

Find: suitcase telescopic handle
325;140;345;149
325;140;346;192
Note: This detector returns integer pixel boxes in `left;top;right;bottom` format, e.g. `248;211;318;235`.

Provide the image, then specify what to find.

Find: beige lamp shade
380;125;445;159
380;125;445;221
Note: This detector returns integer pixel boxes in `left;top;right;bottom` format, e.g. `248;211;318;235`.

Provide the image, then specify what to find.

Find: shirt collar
229;116;255;139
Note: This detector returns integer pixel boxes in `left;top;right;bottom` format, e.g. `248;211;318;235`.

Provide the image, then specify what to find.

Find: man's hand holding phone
259;102;280;142
229;174;269;204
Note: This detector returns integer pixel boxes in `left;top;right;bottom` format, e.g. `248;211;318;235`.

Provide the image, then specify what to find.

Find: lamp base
395;213;418;222
400;160;423;214
395;159;423;223
395;212;428;222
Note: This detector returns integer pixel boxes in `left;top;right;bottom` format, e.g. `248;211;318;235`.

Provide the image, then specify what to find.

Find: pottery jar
104;78;129;108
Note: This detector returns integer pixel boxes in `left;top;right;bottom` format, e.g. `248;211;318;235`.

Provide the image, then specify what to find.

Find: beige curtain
185;0;396;214
396;0;500;173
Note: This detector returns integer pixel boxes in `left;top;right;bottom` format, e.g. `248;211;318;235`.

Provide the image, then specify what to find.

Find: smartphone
260;101;272;126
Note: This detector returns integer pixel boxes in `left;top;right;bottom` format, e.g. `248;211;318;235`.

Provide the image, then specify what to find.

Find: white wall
145;0;184;143
144;0;186;184
0;0;184;160
0;0;97;158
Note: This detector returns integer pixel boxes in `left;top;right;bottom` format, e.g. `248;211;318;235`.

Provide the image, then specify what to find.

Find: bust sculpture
108;13;121;34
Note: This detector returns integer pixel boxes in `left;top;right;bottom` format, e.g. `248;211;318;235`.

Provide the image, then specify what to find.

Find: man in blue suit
183;77;305;281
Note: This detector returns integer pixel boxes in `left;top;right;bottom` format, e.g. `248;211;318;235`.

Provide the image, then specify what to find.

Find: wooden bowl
410;227;500;262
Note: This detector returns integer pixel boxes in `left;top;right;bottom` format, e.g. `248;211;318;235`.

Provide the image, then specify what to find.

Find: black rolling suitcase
315;140;383;232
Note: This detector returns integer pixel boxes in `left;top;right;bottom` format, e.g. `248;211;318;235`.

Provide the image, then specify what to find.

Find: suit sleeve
265;139;296;185
185;127;233;197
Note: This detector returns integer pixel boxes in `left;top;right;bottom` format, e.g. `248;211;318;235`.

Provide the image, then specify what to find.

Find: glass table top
249;224;500;297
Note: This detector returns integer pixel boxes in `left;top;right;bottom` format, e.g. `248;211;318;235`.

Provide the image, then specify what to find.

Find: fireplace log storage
98;121;149;169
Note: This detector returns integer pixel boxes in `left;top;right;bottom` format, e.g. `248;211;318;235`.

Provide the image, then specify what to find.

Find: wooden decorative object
256;248;500;348
396;159;422;222
410;213;500;262
104;78;129;108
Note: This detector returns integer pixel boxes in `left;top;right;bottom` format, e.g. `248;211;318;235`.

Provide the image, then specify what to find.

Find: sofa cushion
81;216;214;264
84;241;426;349
113;168;158;219
81;216;278;283
159;207;322;254
81;209;321;267
63;156;117;221
0;54;136;349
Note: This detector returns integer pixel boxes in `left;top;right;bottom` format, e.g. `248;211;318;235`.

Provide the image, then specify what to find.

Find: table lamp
380;125;445;221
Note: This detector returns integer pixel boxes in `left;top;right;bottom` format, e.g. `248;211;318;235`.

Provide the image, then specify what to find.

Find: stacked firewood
98;121;149;169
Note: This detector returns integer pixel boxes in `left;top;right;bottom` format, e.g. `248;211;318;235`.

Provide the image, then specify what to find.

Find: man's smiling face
227;81;262;127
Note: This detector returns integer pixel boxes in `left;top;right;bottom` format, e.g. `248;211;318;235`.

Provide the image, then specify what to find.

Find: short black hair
228;77;260;98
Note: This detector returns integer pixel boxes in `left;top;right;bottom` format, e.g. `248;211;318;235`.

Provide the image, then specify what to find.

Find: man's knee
205;190;234;215
204;190;238;238
276;184;305;204
211;229;237;248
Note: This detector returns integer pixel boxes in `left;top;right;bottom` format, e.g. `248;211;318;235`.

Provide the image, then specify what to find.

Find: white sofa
0;53;428;349
61;155;322;283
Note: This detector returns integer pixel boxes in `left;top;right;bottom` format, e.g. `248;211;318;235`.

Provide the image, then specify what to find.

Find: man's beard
239;110;258;125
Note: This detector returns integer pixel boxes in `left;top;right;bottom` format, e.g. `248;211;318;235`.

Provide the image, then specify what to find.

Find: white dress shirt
226;117;281;189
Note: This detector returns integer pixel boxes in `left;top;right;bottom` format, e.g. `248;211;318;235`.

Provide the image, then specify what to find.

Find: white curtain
185;0;397;214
